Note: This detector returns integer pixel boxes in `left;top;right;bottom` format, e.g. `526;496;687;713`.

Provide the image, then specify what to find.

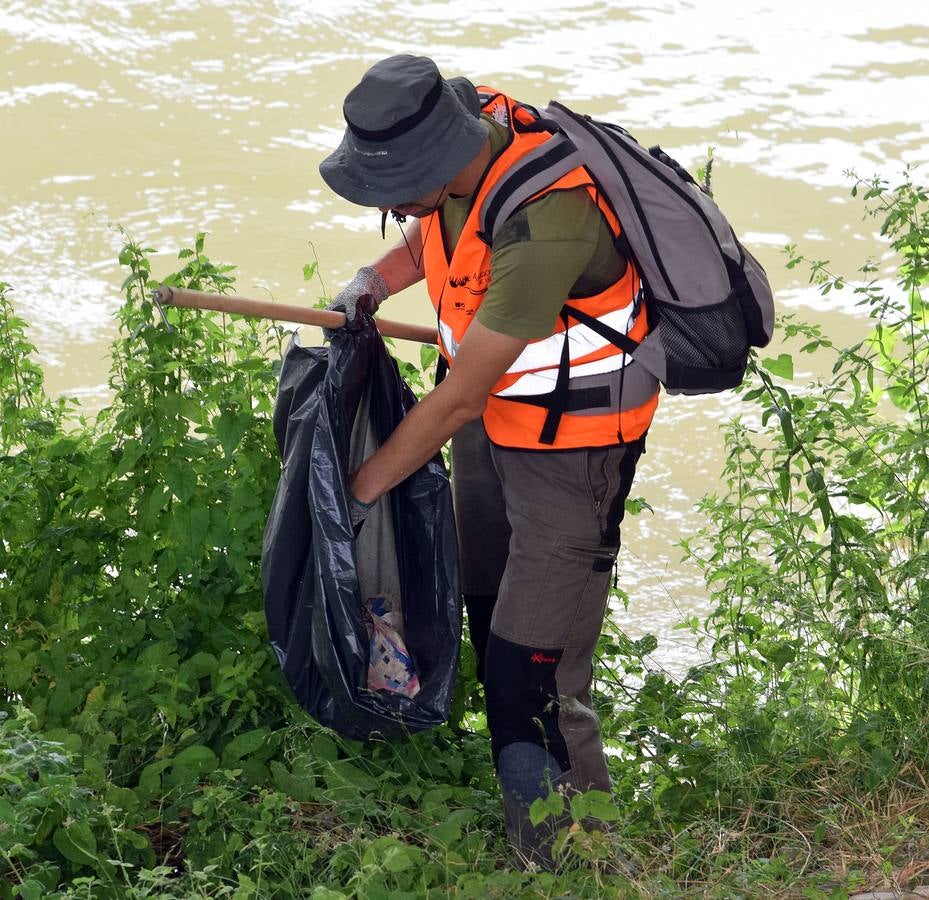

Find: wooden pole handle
152;285;438;345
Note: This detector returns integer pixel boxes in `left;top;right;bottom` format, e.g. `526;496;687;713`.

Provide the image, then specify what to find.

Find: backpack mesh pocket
654;295;749;391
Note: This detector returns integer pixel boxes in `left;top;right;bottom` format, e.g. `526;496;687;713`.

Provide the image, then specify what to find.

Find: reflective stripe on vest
499;304;639;379
496;349;634;398
422;88;659;450
439;305;635;378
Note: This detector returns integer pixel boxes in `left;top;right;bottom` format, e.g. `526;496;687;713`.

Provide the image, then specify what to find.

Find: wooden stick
152;285;438;345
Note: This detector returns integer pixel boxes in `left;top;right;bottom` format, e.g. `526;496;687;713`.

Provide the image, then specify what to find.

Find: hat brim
319;82;489;208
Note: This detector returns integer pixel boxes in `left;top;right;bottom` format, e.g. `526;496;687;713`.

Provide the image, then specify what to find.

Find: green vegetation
2;174;927;898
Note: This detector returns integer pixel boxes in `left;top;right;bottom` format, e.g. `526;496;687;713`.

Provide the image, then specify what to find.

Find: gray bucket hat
319;55;489;208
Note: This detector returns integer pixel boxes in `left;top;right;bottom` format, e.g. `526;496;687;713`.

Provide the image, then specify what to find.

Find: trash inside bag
364;593;420;698
262;321;460;740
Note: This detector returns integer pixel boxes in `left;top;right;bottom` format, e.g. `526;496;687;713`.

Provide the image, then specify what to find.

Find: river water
2;1;927;669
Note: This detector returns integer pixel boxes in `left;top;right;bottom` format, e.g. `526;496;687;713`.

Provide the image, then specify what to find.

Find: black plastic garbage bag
262;321;461;740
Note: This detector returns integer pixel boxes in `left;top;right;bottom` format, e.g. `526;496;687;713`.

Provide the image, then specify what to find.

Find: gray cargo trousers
451;418;644;857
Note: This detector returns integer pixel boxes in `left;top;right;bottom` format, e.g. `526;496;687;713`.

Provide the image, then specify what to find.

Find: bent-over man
318;54;658;868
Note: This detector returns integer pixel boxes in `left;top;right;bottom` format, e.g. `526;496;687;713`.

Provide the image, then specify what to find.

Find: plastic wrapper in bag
364;593;420;698
261;320;460;740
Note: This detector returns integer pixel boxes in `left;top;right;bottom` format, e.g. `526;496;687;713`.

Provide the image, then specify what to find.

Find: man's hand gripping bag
261;321;461;740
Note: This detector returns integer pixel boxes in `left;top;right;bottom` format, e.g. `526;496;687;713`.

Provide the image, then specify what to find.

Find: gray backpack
478;100;775;396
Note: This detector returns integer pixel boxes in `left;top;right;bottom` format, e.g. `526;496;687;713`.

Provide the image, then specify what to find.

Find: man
318;54;659;867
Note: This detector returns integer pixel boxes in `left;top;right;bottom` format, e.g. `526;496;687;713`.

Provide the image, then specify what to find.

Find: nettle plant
1;236;311;892
0;236;502;895
595;172;929;821
0;232;293;776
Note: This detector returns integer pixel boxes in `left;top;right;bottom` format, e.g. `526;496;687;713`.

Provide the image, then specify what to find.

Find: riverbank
2;174;927;898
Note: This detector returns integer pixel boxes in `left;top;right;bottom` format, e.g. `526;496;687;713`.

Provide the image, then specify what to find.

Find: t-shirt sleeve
475;187;604;340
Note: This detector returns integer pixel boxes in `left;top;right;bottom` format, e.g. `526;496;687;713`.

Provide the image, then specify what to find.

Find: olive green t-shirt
441;117;625;340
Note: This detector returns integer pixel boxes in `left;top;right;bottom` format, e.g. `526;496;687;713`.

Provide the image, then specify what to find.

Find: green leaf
625;496;654;516
270;760;316;802
179;651;219;682
215;410;248;458
383;845;415;873
222;728;269;766
303;262;317;282
137;759;172;797
53;821;98;867
165;461;196;502
529;791;564;826
529;797;549;827
46;436;81;458
777;408;796;449
419;344;439;370
327;760;377;791
570;792;590;822
232;874;258;900
805;470;832;527
48;679;81;718
310;733;339;763
658;782;692;813
758;640;797;669
778;467;790;501
762;353;794;381
430;808;474;847
170;504;210;548
421;785;453;813
104;785;141;813
585;790;622;822
173;744;218;776
0;797;17;824
139;485;170;529
15;880;46;900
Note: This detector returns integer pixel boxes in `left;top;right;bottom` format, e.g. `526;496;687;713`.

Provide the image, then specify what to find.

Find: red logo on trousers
530;652;558;664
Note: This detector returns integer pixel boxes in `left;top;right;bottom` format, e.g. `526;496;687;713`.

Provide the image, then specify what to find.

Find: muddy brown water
2;1;927;669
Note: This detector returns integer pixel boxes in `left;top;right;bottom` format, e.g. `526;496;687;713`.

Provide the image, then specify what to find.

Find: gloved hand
323;266;389;339
349;490;376;538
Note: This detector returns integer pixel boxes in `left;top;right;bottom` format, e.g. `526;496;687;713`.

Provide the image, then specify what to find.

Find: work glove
323;266;389;339
349;490;376;538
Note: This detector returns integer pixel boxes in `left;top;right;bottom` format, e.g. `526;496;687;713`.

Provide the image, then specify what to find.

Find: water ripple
2;0;927;657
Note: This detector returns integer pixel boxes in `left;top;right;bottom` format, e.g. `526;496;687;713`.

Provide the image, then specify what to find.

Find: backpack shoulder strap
477;132;584;245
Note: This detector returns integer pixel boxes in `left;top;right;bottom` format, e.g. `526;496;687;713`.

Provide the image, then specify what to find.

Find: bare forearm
350;304;529;506
371;221;424;296
351;381;481;503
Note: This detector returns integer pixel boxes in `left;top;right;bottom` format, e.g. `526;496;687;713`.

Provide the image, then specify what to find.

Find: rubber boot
502;778;640;875
500;776;574;871
497;742;571;871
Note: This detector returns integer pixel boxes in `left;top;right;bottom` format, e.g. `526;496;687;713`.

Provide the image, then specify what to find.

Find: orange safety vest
422;88;659;450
